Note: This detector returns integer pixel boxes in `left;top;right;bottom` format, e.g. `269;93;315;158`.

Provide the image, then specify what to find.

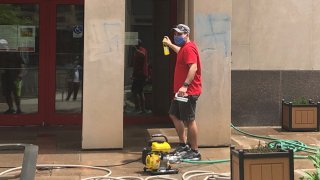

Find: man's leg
178;95;201;160
5;94;14;111
138;91;145;112
185;120;199;150
5;84;14;113
73;82;80;100
66;81;73;101
14;79;22;113
132;92;140;111
169;100;191;154
131;80;141;111
169;114;186;144
180;119;201;160
14;95;21;113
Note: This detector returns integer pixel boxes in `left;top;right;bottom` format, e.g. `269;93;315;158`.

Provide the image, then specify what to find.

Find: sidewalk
0;124;318;179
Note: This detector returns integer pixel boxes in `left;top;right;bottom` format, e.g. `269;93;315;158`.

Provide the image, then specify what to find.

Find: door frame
0;0;84;126
45;0;84;125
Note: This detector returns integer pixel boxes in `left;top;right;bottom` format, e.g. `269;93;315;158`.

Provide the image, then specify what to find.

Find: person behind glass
0;39;25;114
66;59;82;101
131;39;148;113
162;24;202;160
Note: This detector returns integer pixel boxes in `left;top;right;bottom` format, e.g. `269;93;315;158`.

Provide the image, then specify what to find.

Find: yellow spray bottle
162;38;170;55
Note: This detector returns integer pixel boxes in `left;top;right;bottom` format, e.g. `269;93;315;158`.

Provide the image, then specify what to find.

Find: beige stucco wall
191;0;232;146
82;0;124;149
232;0;320;70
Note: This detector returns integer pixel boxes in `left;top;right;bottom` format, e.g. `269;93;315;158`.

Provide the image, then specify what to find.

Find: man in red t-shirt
131;39;148;113
163;24;202;160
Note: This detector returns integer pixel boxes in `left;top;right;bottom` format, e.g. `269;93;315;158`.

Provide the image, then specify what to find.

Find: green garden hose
231;124;319;153
181;124;320;164
181;159;230;164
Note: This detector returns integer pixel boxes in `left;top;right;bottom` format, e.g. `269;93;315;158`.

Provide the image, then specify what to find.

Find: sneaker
141;109;151;114
173;143;191;156
181;149;201;160
16;109;23;114
4;109;15;114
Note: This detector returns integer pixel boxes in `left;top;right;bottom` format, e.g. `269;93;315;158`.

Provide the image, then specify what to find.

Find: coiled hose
182;124;320;164
231;124;319;154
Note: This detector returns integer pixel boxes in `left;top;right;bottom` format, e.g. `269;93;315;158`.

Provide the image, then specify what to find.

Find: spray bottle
162;38;170;55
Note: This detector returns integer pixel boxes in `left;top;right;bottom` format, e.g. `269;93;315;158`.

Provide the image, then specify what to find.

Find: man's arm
163;36;180;53
177;63;197;97
184;63;197;85
136;49;145;56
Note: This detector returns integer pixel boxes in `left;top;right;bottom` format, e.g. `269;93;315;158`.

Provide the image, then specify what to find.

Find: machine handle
175;93;188;102
151;134;168;142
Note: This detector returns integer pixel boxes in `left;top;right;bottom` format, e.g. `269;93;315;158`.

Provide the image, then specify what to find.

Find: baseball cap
172;24;190;34
0;39;8;45
0;39;9;50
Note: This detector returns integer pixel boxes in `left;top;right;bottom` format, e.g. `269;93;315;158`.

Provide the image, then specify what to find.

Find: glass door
0;4;39;114
0;0;84;126
123;0;176;124
55;4;83;113
46;0;84;125
0;2;41;125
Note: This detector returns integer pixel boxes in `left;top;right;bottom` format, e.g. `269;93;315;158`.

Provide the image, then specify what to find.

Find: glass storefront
0;0;173;125
0;1;84;125
0;4;39;114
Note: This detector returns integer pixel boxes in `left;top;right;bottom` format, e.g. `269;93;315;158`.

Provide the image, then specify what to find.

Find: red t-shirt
174;41;202;95
132;47;148;79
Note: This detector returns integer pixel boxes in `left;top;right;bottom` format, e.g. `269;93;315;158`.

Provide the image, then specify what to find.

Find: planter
230;147;294;180
282;99;319;132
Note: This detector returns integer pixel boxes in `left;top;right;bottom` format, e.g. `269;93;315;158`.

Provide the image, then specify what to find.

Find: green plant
292;97;309;105
0;4;33;25
244;141;280;153
300;151;320;180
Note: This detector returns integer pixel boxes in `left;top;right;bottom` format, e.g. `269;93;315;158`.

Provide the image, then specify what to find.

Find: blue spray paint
195;13;231;57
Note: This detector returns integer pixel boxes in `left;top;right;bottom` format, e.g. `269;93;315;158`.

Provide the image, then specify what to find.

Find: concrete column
190;0;232;146
82;0;125;149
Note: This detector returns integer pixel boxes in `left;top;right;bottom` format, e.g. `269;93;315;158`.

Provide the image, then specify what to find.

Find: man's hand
163;36;181;53
134;46;145;57
162;36;172;46
178;86;188;97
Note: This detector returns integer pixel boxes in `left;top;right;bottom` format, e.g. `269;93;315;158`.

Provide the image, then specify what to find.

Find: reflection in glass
124;0;153;116
0;4;39;114
124;43;153;116
55;5;84;113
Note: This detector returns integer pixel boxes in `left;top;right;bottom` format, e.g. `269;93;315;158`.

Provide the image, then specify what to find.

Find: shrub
300;151;320;180
292;97;309;105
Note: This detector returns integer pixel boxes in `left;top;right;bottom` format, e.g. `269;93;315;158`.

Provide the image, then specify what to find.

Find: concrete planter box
231;147;294;180
282;100;319;132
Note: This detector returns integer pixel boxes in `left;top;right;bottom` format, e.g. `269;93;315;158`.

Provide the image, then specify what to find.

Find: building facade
0;0;317;149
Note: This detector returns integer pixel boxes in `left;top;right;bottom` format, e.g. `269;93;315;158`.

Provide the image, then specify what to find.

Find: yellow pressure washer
142;134;179;175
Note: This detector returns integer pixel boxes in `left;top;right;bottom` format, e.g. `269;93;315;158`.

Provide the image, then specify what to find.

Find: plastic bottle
162;38;170;55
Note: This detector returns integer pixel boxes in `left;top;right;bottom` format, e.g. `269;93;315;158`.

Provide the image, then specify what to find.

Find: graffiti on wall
195;14;231;58
88;20;122;62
